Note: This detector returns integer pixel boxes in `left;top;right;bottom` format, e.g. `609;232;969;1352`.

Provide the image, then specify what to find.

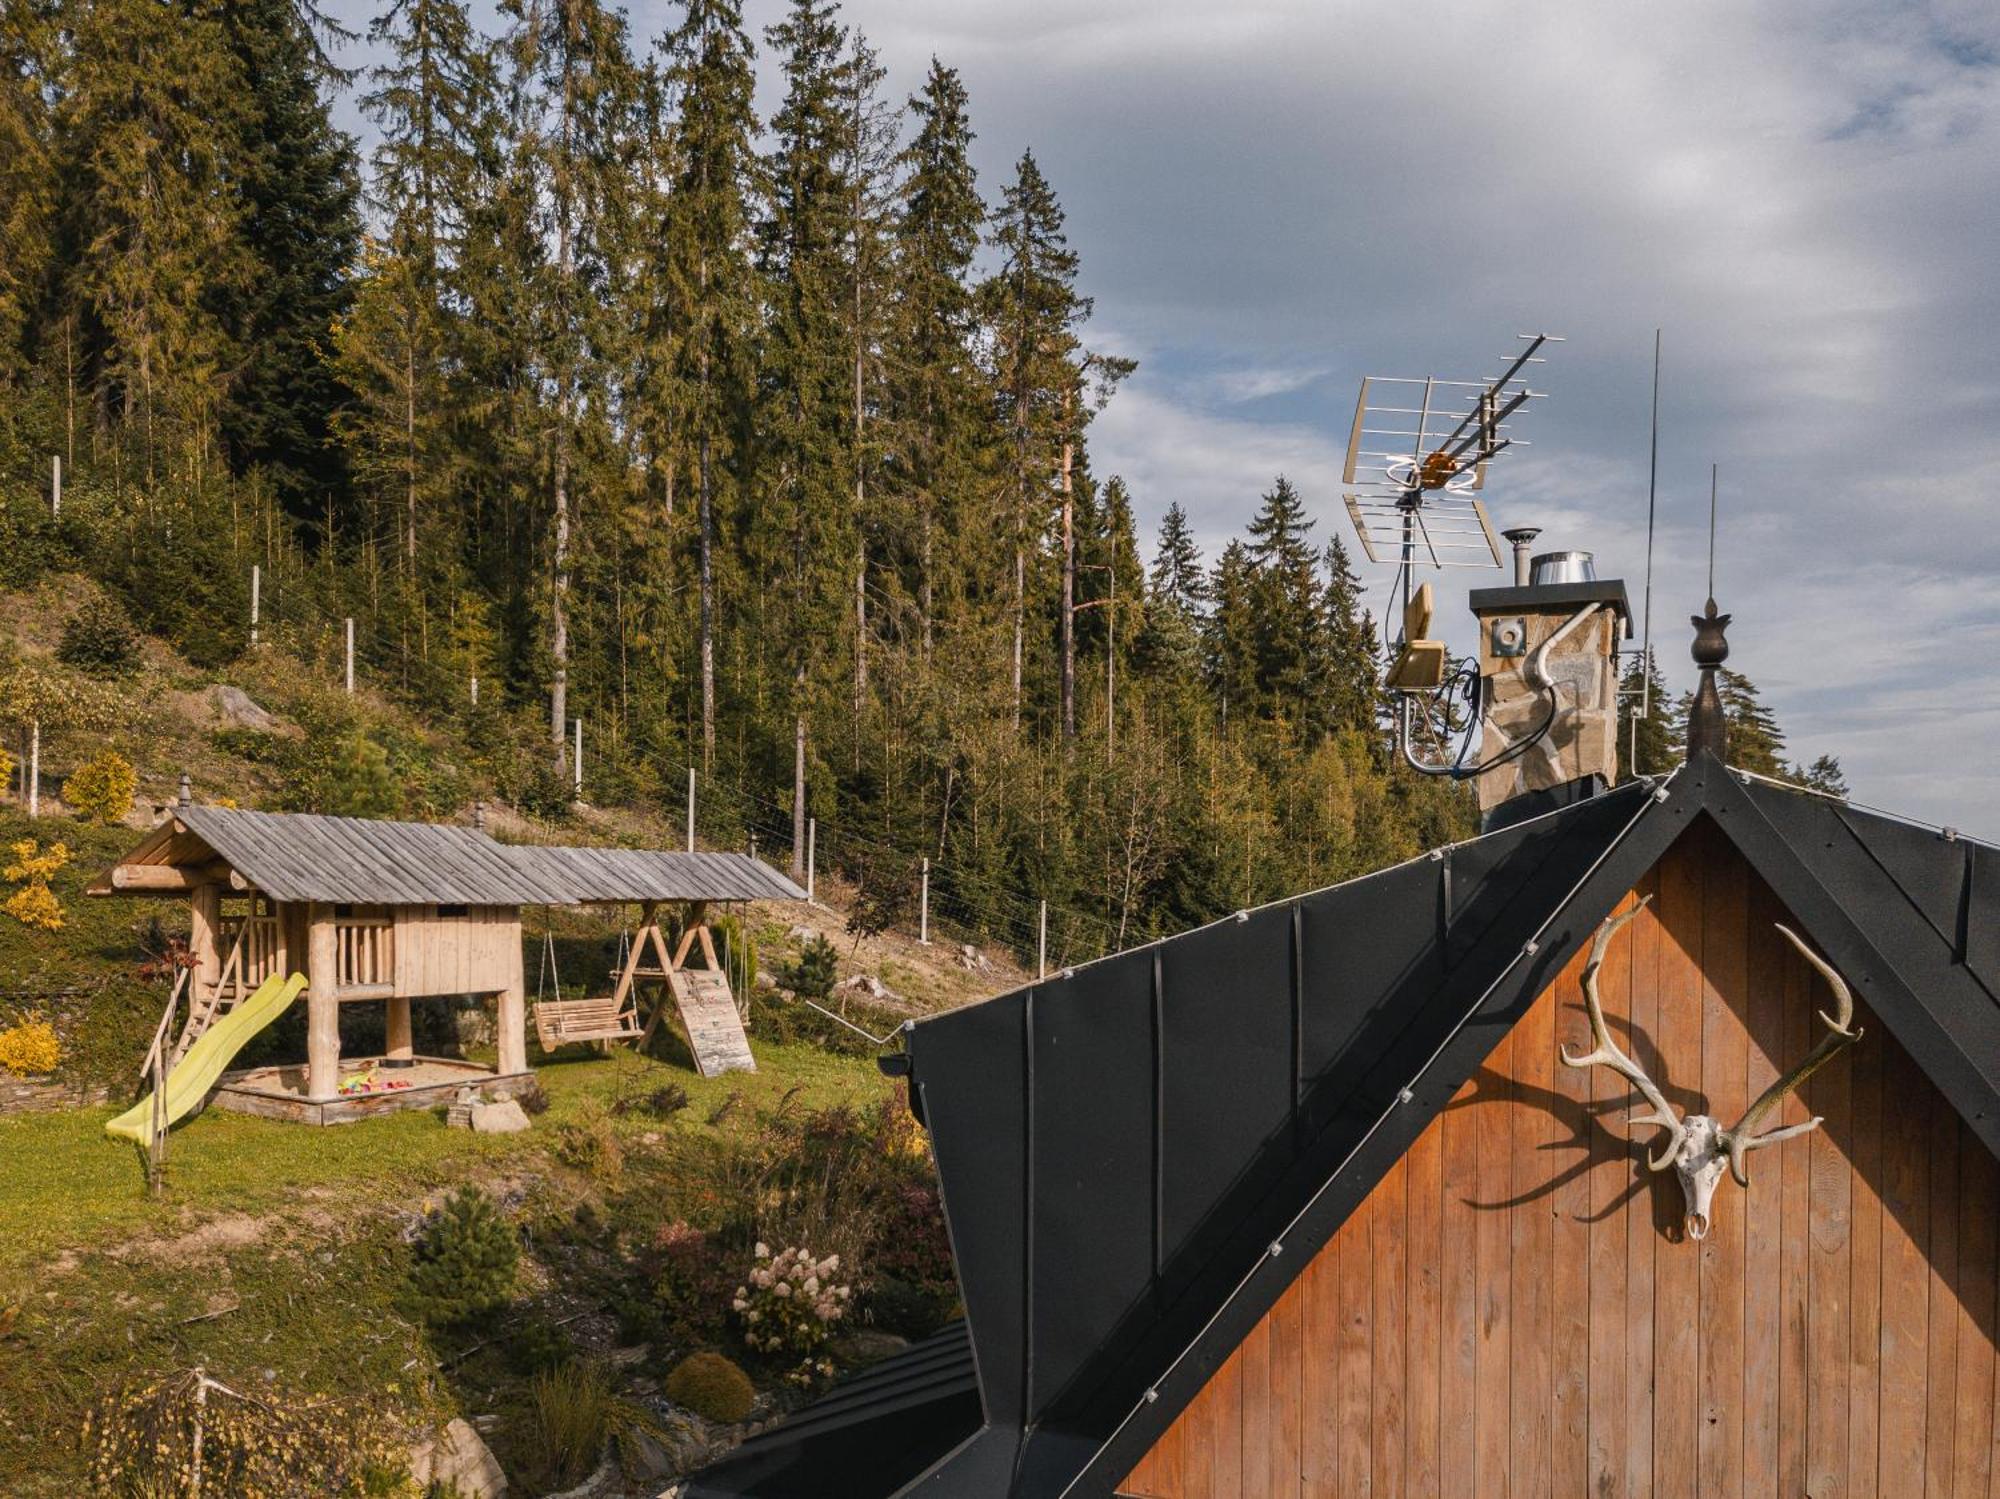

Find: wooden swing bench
532;994;642;1050
529;900;756;1077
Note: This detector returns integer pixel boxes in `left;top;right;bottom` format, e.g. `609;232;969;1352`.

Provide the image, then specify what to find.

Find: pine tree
655;0;759;769
212;0;362;519
1207;539;1257;727
1150;502;1207;611
1243;475;1327;732
1615;647;1675;779
759;0;856;873
0;1;58;432
1320;535;1378;736
1796;753;1847;797
339;0;492;637
984;150;1082;730
502;0;640;770
1716;666;1786;776
61;0;253;489
888;58;985;654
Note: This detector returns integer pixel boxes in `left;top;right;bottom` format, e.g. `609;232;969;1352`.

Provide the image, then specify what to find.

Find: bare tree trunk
406;342;418;573
1106;520;1116;754
1059;388;1075;742
792;673;807;880
551;404;571;767
699;428;716;770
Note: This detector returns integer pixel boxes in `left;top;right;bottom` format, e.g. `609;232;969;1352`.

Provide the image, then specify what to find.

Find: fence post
470;674;479;706
1037;900;1047;980
919;858;930;945
686;767;696;852
51;454;61;518
249;564;260;647
344;618;355;693
806;817;816;903
572;718;583;797
27;721;39;820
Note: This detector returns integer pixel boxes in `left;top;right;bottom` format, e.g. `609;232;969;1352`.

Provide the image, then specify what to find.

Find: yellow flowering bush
3;839;68;930
0;746;14;799
62;748;137;825
0;1014;60;1075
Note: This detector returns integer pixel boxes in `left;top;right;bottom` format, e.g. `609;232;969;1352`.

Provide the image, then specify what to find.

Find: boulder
469;1099;530;1134
753;970;779;992
838;973;899;1003
410;1417;509;1498
209;684;277;732
786;924;822;943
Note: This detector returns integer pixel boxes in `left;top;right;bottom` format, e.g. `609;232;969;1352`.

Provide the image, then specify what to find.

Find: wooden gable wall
1119;822;2000;1498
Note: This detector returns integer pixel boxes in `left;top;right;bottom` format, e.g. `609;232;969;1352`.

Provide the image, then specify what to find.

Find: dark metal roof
688;754;2000;1498
681;1323;982;1499
128;807;807;906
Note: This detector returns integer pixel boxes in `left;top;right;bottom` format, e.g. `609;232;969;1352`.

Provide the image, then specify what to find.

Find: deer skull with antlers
1560;898;1862;1241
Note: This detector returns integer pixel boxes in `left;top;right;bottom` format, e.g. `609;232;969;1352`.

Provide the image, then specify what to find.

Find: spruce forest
0;0;1831;961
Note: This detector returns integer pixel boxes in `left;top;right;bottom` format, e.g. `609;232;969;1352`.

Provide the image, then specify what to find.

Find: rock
469;1099;530;1134
955;944;991;973
753;970;779;992
410;1417;509;1498
628;1409;710;1480
838;973;899;1003
834;1328;911;1364
787;923;822;943
209;684;277;732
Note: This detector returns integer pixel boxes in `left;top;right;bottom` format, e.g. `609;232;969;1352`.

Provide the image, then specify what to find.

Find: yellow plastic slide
105;972;308;1147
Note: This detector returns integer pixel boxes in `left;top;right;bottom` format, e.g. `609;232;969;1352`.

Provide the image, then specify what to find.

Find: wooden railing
335;916;394;995
213;913;282;1001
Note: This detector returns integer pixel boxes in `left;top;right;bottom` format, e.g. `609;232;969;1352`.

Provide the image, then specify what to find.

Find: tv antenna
1339;333;1563;778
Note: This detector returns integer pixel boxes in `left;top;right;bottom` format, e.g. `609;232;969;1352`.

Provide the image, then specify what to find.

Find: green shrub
502;1316;574;1376
782;935;837;1002
57;597;141;677
408;1187;518;1325
865;1275;954;1340
665;1351;755;1424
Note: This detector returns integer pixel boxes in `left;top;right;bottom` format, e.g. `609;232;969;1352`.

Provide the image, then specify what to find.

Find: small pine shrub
782;935;838;1002
502;1316;575;1376
62;749;137;825
664;1351;756;1424
0;1014;61;1076
57;596;142;676
408;1187;519;1325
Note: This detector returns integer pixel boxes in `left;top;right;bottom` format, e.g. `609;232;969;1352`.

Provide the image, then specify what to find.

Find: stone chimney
1468;550;1631;828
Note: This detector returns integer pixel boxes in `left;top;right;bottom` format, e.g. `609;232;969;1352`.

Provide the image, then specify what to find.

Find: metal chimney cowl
1466;566;1632;823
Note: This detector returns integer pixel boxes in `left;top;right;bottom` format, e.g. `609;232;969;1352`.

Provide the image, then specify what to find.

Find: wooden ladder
163;922;255;1072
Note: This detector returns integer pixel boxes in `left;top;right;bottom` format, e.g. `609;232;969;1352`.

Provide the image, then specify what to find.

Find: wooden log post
495;924;528;1076
190;882;224;997
384;995;413;1064
306;905;341;1100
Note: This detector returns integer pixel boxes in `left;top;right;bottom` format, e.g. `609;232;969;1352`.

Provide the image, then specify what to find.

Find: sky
330;0;2000;839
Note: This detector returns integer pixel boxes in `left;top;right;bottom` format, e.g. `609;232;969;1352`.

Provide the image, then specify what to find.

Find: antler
1720;924;1863;1186
1559;898;1689;1171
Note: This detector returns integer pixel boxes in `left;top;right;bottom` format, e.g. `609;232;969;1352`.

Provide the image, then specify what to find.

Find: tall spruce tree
888;58;985;655
655;0;758;769
61;0;252;489
759;0;854;873
503;0;638;769
213;0;361;520
1243;475;1327;733
985;150;1083;730
1320;535;1378;736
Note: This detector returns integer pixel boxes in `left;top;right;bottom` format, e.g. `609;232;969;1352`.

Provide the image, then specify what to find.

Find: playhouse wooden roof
93;805;808;907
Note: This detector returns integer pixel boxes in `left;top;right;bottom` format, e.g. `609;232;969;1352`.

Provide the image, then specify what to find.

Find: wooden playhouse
93;799;807;1124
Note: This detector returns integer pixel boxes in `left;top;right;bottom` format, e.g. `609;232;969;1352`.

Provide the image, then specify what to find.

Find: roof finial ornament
178;773;192;810
1686;598;1730;762
472;798;486;831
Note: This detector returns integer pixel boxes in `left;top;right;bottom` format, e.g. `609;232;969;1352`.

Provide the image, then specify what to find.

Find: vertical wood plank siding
1121;827;2000;1499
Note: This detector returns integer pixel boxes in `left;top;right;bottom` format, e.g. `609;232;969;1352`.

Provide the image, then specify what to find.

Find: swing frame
531;900;740;1063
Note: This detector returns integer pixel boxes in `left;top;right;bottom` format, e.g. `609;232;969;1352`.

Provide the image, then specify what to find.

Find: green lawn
0;1042;886;1283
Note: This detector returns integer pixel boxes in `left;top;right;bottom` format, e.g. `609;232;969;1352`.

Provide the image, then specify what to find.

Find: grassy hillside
0;577;1003;1496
